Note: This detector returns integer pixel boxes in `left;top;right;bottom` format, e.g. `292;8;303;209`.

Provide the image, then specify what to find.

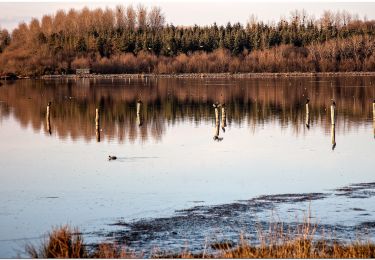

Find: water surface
0;77;374;257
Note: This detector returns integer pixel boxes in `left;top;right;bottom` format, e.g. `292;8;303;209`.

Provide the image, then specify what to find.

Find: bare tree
137;4;148;31
41;15;53;36
126;5;136;31
148;6;165;31
101;8;115;33
53;10;67;33
0;28;10;53
320;10;334;29
246;14;258;30
115;5;126;31
341;10;352;26
290;9;307;26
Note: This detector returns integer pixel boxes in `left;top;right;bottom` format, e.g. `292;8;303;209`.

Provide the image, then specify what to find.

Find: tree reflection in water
0;77;373;143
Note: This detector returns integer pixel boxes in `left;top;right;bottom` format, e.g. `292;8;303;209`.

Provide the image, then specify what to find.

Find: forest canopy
0;6;375;76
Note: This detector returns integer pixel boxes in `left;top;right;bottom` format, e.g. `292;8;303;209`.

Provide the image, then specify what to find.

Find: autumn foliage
1;6;375;76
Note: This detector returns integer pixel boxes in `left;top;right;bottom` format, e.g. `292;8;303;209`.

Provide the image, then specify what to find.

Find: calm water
0;77;374;257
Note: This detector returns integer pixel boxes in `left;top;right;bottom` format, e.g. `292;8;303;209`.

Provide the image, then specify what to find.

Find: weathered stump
305;103;310;128
331;104;336;125
96;108;100;142
221;105;227;129
373;101;375;138
137;100;143;127
46;102;52;135
331;124;336;150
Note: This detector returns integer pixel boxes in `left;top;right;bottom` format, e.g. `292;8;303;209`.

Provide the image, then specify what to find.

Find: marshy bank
39;71;375;80
2;71;375;80
26;216;375;258
82;182;375;257
24;181;375;258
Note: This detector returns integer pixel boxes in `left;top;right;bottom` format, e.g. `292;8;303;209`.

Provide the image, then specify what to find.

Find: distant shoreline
36;71;375;80
1;72;375;81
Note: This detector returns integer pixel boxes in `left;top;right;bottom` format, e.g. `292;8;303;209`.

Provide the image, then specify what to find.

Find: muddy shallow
85;182;375;256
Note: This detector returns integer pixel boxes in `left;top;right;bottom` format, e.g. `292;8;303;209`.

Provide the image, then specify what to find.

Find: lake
0;76;374;257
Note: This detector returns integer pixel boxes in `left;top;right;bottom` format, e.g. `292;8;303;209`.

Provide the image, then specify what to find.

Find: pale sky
1;1;375;31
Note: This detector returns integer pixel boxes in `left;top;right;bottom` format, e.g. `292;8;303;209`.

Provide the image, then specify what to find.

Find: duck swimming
108;155;117;160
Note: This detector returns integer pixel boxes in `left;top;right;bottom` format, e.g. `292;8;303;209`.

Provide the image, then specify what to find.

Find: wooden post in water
46;102;52;135
330;99;336;125
214;107;220;140
331;124;336;150
213;104;222;141
95;108;100;142
221;104;227;132
305;98;310;129
136;100;143;127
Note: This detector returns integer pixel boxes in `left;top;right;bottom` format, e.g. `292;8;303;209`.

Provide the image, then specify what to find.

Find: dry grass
26;226;136;258
26;220;375;258
26;226;87;258
222;239;375;258
221;221;375;258
90;243;137;258
220;212;375;258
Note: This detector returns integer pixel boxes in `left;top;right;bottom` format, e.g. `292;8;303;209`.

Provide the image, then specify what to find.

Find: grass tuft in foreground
26;226;87;258
26;226;136;258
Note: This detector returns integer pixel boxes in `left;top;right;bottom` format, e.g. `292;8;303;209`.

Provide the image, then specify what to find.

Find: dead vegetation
26;217;375;258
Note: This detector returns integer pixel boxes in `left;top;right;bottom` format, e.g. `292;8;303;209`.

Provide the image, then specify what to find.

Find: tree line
0;6;375;76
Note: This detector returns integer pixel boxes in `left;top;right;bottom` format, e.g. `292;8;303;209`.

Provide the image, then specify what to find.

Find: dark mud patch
255;193;328;203
350;208;366;212
356;222;375;229
92;192;331;255
334;182;375;198
90;182;375;256
40;196;59;199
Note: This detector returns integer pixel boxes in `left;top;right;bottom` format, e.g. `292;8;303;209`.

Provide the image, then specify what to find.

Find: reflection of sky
1;2;375;31
0;110;374;257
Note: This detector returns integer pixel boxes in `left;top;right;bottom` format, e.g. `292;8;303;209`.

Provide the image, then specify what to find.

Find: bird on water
108;155;117;160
